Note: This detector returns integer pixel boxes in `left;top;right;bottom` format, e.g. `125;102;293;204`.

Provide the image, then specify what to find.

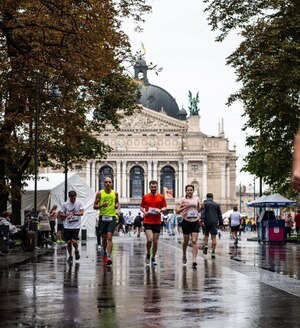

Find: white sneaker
97;245;103;251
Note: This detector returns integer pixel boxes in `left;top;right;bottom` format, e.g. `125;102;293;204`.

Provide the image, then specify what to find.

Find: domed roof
138;84;180;119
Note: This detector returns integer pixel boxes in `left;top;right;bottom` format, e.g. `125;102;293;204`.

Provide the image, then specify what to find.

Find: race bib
187;210;198;218
148;207;159;215
68;217;79;222
102;215;113;222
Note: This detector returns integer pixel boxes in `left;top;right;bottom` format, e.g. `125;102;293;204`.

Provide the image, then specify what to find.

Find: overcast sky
123;0;255;188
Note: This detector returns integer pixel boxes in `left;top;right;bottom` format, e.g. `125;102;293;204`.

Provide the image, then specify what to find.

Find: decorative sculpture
188;91;200;116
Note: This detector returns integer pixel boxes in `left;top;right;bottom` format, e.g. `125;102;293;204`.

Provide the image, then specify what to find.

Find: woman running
176;185;201;269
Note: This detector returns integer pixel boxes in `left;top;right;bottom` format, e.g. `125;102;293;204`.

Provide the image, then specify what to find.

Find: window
130;166;144;198
99;166;114;190
191;164;198;172
160;166;175;199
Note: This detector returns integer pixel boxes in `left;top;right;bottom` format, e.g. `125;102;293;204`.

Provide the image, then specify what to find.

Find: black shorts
64;229;80;242
182;220;200;235
57;223;64;232
143;224;161;234
230;225;240;232
99;217;117;234
203;224;218;236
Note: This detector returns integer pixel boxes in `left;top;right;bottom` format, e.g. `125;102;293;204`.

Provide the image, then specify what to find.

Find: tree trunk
0;159;8;214
10;175;23;225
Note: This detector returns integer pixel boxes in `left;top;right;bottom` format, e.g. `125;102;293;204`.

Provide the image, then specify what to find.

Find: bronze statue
188;91;200;116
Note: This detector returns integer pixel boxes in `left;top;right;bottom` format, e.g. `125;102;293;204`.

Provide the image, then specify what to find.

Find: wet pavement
1;231;300;327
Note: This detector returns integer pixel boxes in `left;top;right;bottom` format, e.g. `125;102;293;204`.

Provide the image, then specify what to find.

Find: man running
140;180;167;266
58;191;84;263
93;177;119;266
201;193;223;258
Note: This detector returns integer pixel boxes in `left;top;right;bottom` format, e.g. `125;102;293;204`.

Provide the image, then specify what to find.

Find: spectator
0;211;25;244
49;205;58;242
38;206;52;247
294;209;300;234
284;213;293;239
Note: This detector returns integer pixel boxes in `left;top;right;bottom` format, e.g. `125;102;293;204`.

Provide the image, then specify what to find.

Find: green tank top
99;189;116;217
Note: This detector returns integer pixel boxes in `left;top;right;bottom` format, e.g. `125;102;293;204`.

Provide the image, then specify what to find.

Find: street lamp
33;77;61;217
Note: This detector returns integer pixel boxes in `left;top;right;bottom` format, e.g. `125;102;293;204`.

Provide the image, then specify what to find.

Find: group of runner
59;177;223;268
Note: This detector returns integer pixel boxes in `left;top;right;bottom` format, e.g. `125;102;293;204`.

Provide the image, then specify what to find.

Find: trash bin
81;226;87;241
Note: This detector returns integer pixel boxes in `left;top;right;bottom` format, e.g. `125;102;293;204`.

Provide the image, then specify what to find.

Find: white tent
22;173;98;237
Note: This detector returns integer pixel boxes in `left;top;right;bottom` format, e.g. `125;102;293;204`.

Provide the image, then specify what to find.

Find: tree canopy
204;0;300;196
0;0;151;222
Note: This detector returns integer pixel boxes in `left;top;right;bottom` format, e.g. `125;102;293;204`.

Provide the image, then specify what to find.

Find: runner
176;184;201;269
58;191;84;263
93;177;119;266
229;206;241;246
201;193;223;259
140;180;167;266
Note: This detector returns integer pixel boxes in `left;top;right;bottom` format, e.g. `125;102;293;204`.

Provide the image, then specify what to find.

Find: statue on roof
188;91;200;116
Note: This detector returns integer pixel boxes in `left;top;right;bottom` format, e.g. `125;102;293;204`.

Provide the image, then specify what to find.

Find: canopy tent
247;193;297;208
22;173;98;237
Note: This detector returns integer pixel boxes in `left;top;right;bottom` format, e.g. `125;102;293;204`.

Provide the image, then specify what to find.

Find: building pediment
106;107;187;132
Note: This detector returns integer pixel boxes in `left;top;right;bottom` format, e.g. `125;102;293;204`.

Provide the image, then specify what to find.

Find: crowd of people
3;170;300;266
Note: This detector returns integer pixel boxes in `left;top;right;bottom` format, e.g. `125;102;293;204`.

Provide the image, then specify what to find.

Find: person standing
176;185;201;269
93;177;119;266
229;206;241;246
49;205;58;242
58;191;84;263
201;193;223;259
294;209;300;234
38;206;51;247
140;180;167;266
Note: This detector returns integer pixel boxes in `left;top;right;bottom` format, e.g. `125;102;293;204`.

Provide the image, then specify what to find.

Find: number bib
102;215;114;222
187;210;198;218
148;207;159;215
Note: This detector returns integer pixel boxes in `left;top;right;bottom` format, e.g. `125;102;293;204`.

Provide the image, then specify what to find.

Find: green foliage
204;0;300;195
0;0;151;213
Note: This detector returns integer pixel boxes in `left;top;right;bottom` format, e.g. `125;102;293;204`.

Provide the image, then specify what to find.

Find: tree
0;1;151;223
203;0;300;195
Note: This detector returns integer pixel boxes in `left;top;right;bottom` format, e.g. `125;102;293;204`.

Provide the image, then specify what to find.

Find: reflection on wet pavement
1;232;300;327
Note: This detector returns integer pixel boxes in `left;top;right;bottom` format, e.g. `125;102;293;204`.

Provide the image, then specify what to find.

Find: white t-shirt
60;200;84;230
230;211;241;227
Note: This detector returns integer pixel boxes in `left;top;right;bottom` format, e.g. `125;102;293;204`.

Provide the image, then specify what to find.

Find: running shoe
102;255;108;264
106;257;113;266
192;262;197;269
67;256;73;263
97;245;103;251
211;250;216;259
203;245;208;255
145;254;150;265
75;250;80;260
182;256;187;265
234;238;238;246
151;258;157;266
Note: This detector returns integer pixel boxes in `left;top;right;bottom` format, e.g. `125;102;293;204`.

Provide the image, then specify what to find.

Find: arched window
160;166;175;199
130;166;144;198
99;166;114;191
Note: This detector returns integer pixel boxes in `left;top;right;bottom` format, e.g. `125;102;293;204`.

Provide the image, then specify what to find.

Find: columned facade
76;107;237;212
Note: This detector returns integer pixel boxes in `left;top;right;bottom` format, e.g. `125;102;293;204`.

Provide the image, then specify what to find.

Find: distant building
42;58;237;212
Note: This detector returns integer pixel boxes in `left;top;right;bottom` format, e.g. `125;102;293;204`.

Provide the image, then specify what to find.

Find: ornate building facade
43;59;237;212
80;108;237;212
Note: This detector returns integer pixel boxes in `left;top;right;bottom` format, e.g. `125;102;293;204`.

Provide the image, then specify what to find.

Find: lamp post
33;79;61;217
64;157;68;201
